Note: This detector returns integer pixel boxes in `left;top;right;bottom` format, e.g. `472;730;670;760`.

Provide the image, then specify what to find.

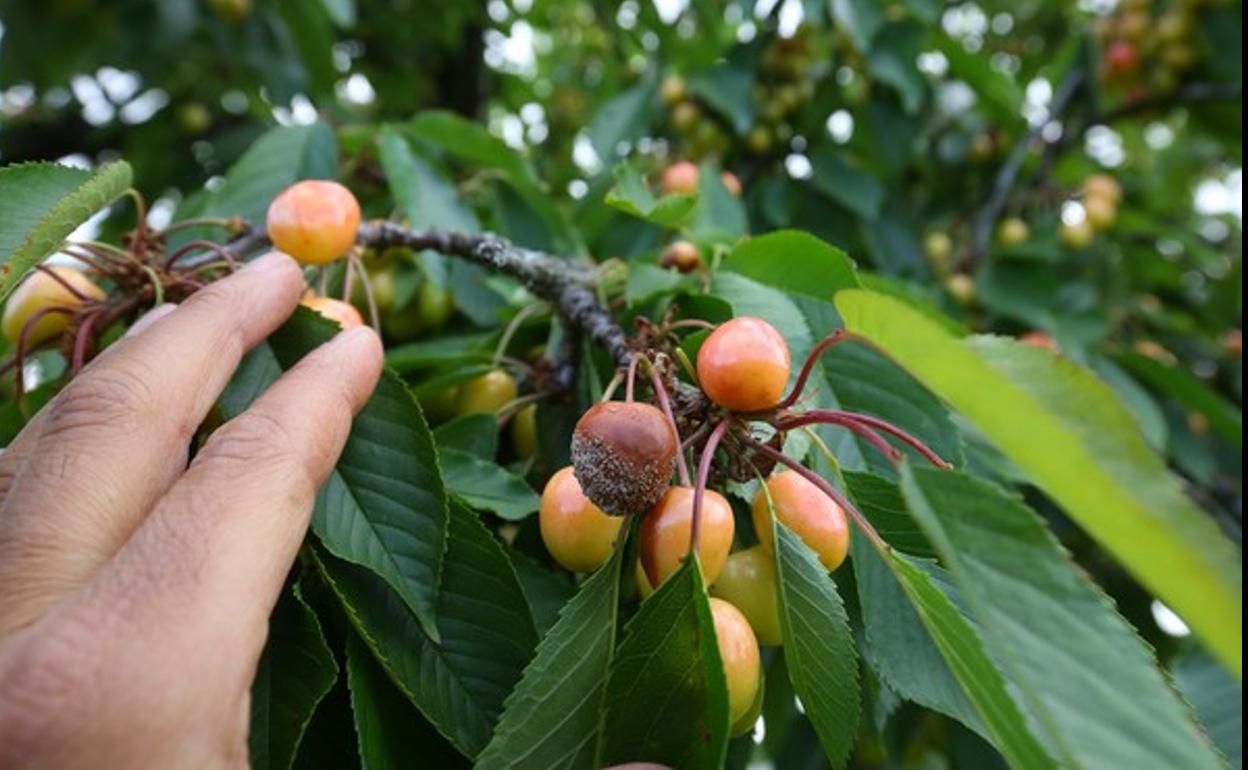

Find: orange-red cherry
539;466;623;573
697;316;791;412
752;470;849;572
301;295;364;329
571;401;678;515
640;486;734;588
266;180;361;266
661;161;700;195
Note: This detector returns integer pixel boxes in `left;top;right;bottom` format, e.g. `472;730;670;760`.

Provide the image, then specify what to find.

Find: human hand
0;252;383;769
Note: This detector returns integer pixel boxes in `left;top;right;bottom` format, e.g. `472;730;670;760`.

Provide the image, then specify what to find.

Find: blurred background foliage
0;0;1241;766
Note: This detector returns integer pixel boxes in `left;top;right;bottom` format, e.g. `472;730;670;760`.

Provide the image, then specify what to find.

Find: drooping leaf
588;75;658;162
506;548;576;638
689;161;748;243
900;465;1226;770
771;522;860;768
836;290;1243;675
605;162;698;229
1172;647;1242;769
346;634;469;770
219;308;448;643
598;556;730;770
936;35;1026;129
687;65;755;135
317;501;537;759
476;544;625;770
250;586;339;770
1115;350;1242;445
0;160;133;298
377;127;480;233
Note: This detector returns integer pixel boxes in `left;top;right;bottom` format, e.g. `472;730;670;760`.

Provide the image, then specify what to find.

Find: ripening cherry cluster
655;161;742;277
536;316;919;732
1096;0;1206;94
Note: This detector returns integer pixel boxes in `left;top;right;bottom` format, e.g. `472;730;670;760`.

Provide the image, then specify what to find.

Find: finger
0;254;305;634
92;326;381;659
0;304;177;498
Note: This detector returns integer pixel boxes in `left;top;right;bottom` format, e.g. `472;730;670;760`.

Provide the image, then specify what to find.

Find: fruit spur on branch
538;313;953;731
1;180;373;394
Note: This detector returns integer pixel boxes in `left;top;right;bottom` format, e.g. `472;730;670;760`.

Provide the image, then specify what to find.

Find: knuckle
199;410;313;496
44;363;154;438
0;615;101;755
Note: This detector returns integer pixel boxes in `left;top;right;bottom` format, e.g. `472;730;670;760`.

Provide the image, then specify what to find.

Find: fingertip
334;325;385;410
124;303;178;338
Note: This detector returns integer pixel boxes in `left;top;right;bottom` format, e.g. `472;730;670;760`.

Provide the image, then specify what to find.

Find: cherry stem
690;419;731;556
13;306;76;396
71;310;104;373
341;257;356;304
638;354;691;486
777;409;950;468
599;370;624;402
61;246;127;276
664;318;716;333
776;329;852;410
739;433;886;549
493;302;543;367
350;253;380;331
779;411;901;464
158;217;240;235
163;239;238;270
624;353;640;402
35;265;96;303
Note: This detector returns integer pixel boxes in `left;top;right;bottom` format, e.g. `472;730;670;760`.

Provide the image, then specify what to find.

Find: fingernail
337;324;382;351
241;251;296;274
125;303;177;338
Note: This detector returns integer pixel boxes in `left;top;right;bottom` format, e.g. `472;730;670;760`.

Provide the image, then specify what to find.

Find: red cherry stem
639;356;691;486
12;306;76;396
738;433;886;550
34;265;97;303
776;329;852;410
163;239;239;270
61;246;130;276
690;419;731;557
71;310;104;374
776;409;951;468
784;411;901;463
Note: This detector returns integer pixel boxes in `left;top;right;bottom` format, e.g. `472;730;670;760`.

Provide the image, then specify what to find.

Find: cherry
1060;219;1095;249
639;486;734;587
1019;331;1059;354
301;295;364;329
671;102;701;133
1103;41;1140;79
661;161;700;196
571;401;677;515
2;267;106;346
660;241;701;273
710;545;782;646
924;232;953;268
697;316;791;412
266;180;361;266
1083;173;1122;205
539;466;624;572
511;403;538;459
456;369;518;415
719;171;742;198
1083;195;1117;231
417;279;453;330
752;470;849;572
1221;329;1242;358
709;598;762;727
945;273;976;306
660;75;687;106
997;217;1030;247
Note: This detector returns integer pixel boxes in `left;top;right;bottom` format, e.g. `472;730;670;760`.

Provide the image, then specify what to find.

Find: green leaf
377;128;479;233
1115;350;1242;445
476;545;625;770
845;471;933;557
439;448;540;520
506;548;576;637
250;586;339;770
1172;647;1242;769
346;634;468;770
220;309;448;643
0;160;132;298
317;502;537;759
831;0;886;52
687;65;755;134
721;230;861;299
605;163;698;228
192;123;337;226
809;149;884;221
434;413;499;458
587;76;658;162
835;290;1243;675
598;556;730;769
867;23;925;114
899;465;1226;770
626;262;687;306
689;161;748;243
771;522;860;768
936;35;1025;129
384;331;496;373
